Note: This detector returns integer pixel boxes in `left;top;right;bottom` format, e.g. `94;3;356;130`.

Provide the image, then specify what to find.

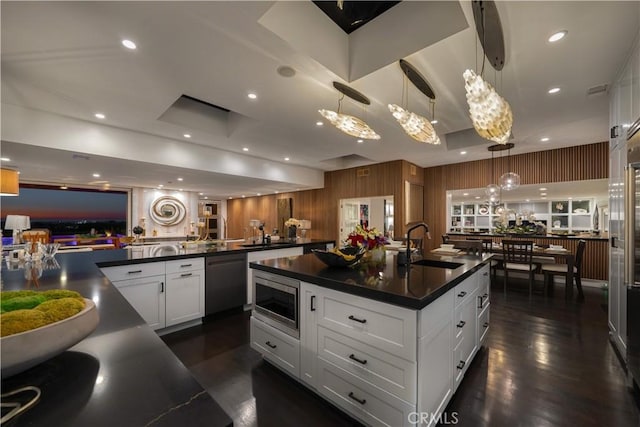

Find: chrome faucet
405;222;431;263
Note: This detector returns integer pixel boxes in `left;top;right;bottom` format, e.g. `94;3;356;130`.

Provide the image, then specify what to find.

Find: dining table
431;243;577;298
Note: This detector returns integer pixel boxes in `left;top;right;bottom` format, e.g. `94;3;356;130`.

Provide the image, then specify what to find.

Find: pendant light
485;148;500;205
464;1;513;145
319;82;380;140
500;145;520;191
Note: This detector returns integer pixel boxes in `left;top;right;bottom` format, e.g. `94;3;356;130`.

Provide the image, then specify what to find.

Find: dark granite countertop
0;250;233;426
94;239;334;267
250;251;492;310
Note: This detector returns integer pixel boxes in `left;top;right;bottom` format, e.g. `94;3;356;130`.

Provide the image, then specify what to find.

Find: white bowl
1;298;99;379
440;244;455;250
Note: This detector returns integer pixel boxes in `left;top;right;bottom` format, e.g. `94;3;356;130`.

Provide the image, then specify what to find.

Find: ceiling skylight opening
247;93;257;100
122;39;137;50
548;87;561;94
548;30;567;43
94;113;105;119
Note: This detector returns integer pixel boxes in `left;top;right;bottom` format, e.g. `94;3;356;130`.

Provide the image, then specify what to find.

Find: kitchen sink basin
411;259;464;269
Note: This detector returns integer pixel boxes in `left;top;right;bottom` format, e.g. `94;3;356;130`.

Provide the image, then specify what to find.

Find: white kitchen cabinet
300;281;318;389
112;274;166;331
101;257;205;332
250;316;300;378
165;267;205;327
454;287;478;391
246;247;304;305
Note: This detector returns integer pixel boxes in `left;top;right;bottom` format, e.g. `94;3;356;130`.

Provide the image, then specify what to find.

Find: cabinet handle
348;392;366;405
457;291;467;298
160;282;164;293
265;341;277;349
310;295;316;312
128;270;142;274
456;320;466;328
348;315;367;324
483;322;489;328
457;361;466;370
180;273;193;278
180;264;193;268
349;354;367;365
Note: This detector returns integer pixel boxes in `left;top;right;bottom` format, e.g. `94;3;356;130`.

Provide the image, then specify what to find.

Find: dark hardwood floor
162;282;640;427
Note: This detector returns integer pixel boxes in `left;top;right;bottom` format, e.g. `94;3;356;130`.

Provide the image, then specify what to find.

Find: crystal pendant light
485;148;500;204
388;104;440;145
318;109;380;140
464;69;513;144
319;82;380;140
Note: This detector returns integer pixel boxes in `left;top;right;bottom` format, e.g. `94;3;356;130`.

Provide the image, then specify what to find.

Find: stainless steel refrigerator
626;117;640;386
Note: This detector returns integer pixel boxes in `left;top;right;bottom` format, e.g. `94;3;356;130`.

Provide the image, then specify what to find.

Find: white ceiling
1;1;639;199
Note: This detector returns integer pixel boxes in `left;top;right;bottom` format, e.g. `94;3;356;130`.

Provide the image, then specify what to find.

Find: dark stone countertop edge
250;257;490;310
446;232;607;241
95;239;334;267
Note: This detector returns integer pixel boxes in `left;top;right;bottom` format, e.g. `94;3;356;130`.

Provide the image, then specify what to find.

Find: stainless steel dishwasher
205;253;247;315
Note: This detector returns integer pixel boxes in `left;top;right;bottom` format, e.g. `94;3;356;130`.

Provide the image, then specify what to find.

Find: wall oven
252;270;299;339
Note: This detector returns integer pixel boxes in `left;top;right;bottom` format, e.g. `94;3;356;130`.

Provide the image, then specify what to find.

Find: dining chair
541;240;586;300
502;240;536;297
442;234;450;244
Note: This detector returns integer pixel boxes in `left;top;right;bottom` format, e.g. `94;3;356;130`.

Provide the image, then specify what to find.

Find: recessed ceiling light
241;195;246;198
463;193;469;196
158;184;164;188
568;197;573;200
539;187;547;191
357;139;364;143
316;121;323;126
228;196;233;199
548;87;561;94
275;191;279;194
178;189;183;192
475;196;480;199
284;157;290;161
204;196;208;199
541;196;547;199
257;193;261;196
92;173;100;178
548;30;567;43
247;93;257;100
460;151;467;155
122;39;137;50
0;157;10;162
94;113;105;119
199;192;204;196
177;177;183;181
183;133;191;138
540;137;550;142
60;185;68;190
430;119;438;124
525;199;530;202
541;193;547;196
243;147;249;152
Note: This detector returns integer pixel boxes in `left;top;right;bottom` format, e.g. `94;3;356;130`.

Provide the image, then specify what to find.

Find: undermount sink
411;259;464;269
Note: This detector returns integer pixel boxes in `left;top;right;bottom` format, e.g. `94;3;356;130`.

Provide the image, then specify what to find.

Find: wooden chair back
22;230;50;244
575;240;587;272
502;240;534;264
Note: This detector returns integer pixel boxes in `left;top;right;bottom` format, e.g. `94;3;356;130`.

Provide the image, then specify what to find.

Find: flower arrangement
346;224;388;250
284;218;301;228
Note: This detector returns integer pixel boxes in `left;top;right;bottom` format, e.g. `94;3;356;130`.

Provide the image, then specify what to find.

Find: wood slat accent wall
227;160;423;244
424;142;609;279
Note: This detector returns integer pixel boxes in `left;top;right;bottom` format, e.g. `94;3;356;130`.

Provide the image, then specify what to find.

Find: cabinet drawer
478;304;490;345
454;274;478;307
453;338;465;391
101;262;165;282
250;316;300;378
317;326;417;403
166;257;204;274
454;290;476;344
317;358;415;427
316;287;416;361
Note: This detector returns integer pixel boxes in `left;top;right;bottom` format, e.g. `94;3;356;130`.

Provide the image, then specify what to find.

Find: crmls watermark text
408;411;459;425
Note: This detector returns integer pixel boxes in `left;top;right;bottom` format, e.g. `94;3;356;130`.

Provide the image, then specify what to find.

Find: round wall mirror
150;196;186;226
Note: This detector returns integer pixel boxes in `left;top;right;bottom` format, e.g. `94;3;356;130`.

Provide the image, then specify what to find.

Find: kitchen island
249;251;492;427
0;239;331;426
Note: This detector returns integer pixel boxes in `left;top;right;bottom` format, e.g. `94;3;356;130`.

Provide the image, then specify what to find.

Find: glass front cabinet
449;199;594;234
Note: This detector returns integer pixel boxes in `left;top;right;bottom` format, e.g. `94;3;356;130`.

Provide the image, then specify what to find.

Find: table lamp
299;220;311;238
5;215;31;244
